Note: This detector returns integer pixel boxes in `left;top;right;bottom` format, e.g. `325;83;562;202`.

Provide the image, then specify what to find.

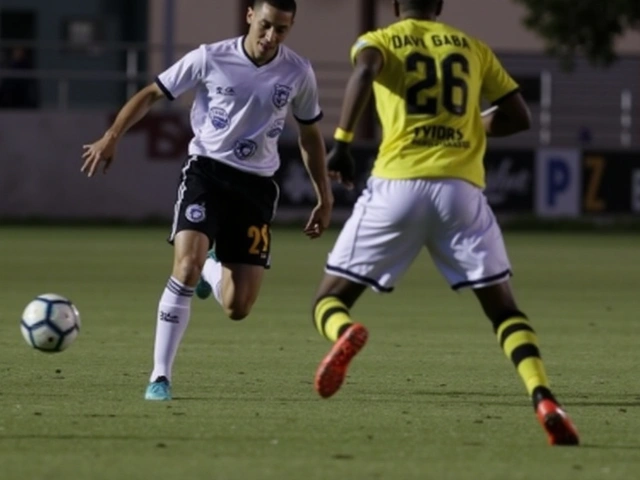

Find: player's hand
81;133;118;177
304;198;333;239
327;140;355;190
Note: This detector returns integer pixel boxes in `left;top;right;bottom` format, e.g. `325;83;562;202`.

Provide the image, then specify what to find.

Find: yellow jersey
351;19;519;188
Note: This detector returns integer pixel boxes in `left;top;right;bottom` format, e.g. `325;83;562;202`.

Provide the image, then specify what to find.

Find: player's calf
313;295;355;342
490;310;552;404
490;310;579;445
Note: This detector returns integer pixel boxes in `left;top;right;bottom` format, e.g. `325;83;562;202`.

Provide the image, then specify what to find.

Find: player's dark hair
397;0;442;14
253;0;297;17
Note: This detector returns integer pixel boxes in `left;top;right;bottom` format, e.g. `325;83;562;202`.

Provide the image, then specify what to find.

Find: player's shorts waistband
192;155;274;183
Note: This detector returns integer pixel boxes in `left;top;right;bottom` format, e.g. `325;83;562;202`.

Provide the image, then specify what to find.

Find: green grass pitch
1;226;639;479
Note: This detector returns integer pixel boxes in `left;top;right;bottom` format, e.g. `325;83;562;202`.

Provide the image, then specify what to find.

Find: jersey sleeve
479;42;519;105
292;63;323;125
155;45;207;100
350;30;387;66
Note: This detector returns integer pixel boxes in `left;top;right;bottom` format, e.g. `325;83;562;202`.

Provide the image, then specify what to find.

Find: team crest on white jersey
185;204;206;223
234;139;258;160
209;107;230;131
215;86;236;96
272;84;292;109
266;119;285;138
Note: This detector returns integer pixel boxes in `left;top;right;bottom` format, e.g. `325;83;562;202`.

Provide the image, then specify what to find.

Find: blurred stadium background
0;0;638;224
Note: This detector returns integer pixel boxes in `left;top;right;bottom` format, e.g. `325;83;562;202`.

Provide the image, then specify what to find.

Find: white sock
201;257;223;305
150;277;194;382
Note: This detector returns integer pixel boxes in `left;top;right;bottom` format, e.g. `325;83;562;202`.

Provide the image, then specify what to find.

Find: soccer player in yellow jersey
310;0;579;446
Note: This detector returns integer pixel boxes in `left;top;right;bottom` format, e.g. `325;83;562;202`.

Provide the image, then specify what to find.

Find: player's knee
222;296;255;321
228;310;249;321
224;305;251;321
172;254;203;286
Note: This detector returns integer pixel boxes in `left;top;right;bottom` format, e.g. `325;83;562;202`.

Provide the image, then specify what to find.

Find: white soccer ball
20;294;81;353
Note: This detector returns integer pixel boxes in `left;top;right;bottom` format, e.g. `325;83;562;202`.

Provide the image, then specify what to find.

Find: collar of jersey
238;36;281;69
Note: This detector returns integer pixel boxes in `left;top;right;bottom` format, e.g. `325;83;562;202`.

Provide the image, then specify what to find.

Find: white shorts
326;177;512;292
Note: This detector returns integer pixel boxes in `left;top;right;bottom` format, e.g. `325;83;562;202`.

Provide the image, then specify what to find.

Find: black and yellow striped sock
314;296;354;342
497;315;551;403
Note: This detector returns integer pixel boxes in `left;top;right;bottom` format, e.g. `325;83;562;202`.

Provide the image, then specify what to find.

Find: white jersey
156;36;323;177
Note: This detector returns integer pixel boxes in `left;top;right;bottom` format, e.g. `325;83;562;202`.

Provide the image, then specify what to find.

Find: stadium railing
0;40;637;148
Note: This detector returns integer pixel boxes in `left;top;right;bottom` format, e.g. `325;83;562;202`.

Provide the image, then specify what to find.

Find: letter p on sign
547;159;570;207
536;148;581;217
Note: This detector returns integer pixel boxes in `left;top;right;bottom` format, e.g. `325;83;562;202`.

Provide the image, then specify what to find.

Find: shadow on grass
2;434;639;451
171;396;320;402
0;434;211;441
580;444;640;450
407;390;640;408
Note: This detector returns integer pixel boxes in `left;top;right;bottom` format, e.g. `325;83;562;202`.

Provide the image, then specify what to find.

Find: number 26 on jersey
405;52;470;116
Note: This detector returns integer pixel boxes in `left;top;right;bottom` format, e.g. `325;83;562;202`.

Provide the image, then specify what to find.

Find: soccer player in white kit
309;0;579;446
81;0;333;401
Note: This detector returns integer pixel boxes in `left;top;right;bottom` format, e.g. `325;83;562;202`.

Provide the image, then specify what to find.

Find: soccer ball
20;294;81;353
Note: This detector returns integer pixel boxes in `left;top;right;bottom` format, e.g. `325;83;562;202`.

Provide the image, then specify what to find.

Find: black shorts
168;155;280;268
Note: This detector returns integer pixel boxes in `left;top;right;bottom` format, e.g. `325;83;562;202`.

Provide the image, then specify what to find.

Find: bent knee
224;307;251;321
222;300;254;321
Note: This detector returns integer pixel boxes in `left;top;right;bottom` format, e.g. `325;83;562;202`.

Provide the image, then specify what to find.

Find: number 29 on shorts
247;224;270;255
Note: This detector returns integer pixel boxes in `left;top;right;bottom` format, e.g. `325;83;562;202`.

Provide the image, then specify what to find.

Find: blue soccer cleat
144;376;172;401
195;250;218;300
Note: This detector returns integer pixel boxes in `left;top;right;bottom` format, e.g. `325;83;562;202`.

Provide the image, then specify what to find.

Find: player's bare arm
336;48;384;133
298;121;333;239
81;83;165;177
327;47;384;189
482;92;531;137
